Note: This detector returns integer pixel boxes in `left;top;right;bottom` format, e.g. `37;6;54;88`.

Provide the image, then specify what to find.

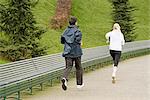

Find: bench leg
3;96;6;100
17;91;20;100
50;79;53;87
29;87;33;95
48;80;53;87
40;83;43;91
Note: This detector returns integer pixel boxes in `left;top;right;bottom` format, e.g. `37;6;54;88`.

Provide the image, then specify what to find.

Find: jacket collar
68;25;78;28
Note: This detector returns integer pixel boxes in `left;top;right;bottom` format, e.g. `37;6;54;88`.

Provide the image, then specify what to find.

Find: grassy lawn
130;0;150;40
0;0;149;64
0;57;9;64
32;0;63;54
31;0;112;54
71;0;112;48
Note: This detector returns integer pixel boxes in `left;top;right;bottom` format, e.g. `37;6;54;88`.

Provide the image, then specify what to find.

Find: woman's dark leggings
110;50;121;67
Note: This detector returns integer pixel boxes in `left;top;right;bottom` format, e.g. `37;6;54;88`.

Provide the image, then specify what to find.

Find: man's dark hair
69;16;77;25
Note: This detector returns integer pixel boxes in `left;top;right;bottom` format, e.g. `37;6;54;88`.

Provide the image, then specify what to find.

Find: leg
62;57;73;80
110;50;115;65
74;57;83;85
114;51;121;67
61;57;73;90
112;51;121;84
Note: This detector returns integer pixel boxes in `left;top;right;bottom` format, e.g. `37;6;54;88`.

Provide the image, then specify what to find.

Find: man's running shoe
61;78;67;91
77;83;84;89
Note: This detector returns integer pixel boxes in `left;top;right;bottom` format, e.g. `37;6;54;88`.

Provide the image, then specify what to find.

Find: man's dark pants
62;56;83;85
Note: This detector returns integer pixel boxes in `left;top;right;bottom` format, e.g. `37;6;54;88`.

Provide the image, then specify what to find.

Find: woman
105;23;125;83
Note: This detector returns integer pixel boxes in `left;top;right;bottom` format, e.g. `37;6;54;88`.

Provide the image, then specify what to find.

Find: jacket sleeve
75;30;82;44
61;28;68;44
61;35;65;44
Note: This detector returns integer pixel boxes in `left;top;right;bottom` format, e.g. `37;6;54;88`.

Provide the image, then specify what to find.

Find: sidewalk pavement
22;55;150;100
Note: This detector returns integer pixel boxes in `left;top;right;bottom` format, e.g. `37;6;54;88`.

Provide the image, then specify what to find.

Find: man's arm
61;35;65;44
60;28;68;44
75;30;82;44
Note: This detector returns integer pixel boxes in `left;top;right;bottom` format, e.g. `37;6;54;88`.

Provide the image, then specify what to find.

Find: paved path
22;55;150;100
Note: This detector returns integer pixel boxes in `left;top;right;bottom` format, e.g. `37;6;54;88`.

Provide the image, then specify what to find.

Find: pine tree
0;0;47;61
110;0;136;42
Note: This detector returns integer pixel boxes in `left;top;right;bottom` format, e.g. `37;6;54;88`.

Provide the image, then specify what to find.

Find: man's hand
80;41;83;47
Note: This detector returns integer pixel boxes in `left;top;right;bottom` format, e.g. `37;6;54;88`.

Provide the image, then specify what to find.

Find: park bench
0;40;150;100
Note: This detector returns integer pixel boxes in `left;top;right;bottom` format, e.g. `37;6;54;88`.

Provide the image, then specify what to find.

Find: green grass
71;0;112;48
32;0;63;54
32;0;112;53
0;57;9;64
130;0;150;40
0;0;149;64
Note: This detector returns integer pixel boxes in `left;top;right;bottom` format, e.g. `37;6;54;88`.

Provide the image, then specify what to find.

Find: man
61;16;84;90
105;23;125;84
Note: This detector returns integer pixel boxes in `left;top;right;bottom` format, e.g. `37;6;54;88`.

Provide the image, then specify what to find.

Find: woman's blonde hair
113;23;120;30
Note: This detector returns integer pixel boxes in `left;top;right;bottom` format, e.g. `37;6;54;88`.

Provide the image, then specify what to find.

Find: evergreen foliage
110;0;136;42
0;0;47;61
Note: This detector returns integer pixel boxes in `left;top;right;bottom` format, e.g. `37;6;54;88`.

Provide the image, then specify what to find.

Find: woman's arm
105;32;111;43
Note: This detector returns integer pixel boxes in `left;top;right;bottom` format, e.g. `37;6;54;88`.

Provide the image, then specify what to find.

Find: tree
110;0;136;42
0;0;47;61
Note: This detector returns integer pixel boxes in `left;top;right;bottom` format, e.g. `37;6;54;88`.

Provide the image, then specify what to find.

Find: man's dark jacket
61;25;82;58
